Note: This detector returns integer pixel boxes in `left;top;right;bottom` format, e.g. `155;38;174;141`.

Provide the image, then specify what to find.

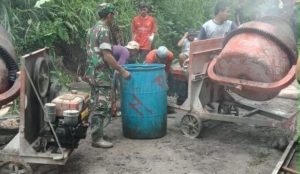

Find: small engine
51;90;89;148
54;118;88;148
34;90;90;151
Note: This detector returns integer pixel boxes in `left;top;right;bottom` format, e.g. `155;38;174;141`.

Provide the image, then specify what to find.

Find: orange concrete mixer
208;17;297;101
0;26;19;106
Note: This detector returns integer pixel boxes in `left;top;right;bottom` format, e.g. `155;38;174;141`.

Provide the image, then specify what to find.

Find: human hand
82;75;97;86
183;58;189;69
184;32;188;38
121;70;131;80
149;33;154;43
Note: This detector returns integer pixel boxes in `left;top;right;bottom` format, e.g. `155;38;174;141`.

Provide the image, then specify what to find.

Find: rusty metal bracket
272;134;299;174
191;73;207;82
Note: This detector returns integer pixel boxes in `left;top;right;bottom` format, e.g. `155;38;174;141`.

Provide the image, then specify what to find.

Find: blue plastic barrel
120;64;168;139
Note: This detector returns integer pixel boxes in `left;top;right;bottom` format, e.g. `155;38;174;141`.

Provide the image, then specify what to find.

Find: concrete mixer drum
0;26;20;107
207;17;297;101
168;17;297;139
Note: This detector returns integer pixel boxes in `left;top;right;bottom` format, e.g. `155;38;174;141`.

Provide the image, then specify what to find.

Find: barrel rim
123;64;165;71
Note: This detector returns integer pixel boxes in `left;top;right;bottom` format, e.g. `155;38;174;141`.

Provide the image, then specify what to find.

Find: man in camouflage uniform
85;3;130;148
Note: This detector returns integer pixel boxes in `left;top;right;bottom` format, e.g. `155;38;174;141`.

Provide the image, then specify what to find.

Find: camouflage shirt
86;20;113;86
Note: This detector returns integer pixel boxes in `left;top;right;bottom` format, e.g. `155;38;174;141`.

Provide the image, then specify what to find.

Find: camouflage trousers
89;85;111;142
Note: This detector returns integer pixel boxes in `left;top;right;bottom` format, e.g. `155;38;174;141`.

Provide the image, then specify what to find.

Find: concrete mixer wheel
180;114;202;138
218;102;239;116
0;160;32;174
33;57;50;97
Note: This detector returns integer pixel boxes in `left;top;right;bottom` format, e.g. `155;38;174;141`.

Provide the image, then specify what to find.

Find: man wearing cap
131;2;157;61
145;46;174;108
112;41;140;65
85;3;130;148
145;46;174;74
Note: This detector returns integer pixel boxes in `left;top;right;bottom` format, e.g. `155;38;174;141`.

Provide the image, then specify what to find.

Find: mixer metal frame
169;37;297;138
0;48;73;173
272;134;299;174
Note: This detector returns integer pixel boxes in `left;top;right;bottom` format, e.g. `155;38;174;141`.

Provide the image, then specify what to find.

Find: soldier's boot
92;138;113;148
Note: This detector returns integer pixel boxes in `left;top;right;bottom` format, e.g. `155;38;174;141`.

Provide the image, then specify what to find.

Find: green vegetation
0;0;220;74
0;0;298;79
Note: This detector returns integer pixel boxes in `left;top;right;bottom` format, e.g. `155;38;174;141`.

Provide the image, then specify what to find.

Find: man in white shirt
197;1;237;40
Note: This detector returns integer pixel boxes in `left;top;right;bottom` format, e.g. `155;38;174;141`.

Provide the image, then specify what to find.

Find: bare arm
149;17;157;42
102;50;130;79
131;19;136;40
131;32;136;41
177;32;188;47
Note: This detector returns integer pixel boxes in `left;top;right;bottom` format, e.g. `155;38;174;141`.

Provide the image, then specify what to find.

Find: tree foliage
1;0;297;74
0;0;219;66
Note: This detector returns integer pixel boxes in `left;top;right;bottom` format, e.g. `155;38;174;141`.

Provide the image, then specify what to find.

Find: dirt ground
1;83;297;174
32;104;295;174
